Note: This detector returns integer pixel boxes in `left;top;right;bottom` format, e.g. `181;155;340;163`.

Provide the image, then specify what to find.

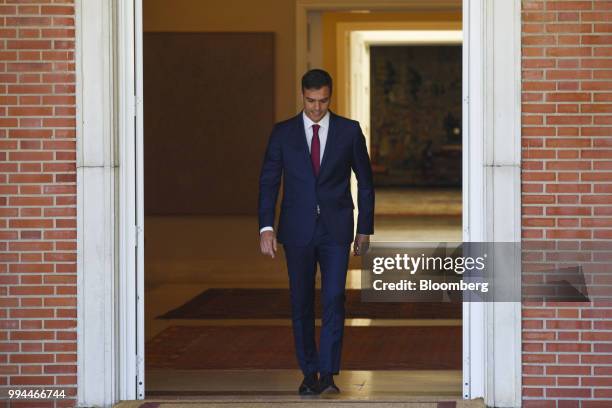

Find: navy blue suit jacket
258;111;375;246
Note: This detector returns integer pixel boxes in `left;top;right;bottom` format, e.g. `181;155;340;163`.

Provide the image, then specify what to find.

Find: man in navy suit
258;69;375;395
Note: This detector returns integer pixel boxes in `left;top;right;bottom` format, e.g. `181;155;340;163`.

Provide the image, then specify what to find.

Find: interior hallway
144;188;462;398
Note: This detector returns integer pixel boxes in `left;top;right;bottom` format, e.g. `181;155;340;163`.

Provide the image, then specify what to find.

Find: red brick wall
522;0;612;406
1;1;77;407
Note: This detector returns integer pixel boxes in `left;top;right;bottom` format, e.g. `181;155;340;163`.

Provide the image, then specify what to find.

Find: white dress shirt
260;111;330;234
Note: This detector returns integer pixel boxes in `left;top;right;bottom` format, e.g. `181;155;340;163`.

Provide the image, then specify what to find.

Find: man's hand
260;230;278;258
353;233;370;256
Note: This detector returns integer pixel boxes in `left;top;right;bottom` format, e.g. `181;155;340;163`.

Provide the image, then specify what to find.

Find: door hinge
135;225;142;248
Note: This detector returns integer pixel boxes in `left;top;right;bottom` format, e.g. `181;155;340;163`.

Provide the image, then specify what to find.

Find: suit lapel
317;111;337;182
293;113;316;179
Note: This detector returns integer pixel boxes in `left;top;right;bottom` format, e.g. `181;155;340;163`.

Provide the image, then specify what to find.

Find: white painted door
134;0;146;399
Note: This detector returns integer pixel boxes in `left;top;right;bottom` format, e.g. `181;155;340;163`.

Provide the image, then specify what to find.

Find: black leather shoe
319;374;340;394
298;373;320;395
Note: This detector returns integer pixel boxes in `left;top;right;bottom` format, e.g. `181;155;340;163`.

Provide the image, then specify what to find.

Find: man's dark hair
301;69;333;95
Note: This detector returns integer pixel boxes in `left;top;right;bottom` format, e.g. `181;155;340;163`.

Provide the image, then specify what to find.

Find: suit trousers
283;218;350;376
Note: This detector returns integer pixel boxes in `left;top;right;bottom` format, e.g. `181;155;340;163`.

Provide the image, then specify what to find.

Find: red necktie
311;124;321;177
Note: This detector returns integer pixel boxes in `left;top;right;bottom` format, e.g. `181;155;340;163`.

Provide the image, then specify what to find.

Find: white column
76;0;117;406
76;0;141;405
464;0;522;406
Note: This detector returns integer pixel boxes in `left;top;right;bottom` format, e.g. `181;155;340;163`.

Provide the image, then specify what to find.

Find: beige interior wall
143;4;462;120
144;0;297;121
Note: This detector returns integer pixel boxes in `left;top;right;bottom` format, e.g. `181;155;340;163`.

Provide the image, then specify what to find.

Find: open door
116;0;146;399
135;0;146;399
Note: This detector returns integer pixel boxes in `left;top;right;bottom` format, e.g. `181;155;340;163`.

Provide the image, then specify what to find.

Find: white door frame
76;0;521;406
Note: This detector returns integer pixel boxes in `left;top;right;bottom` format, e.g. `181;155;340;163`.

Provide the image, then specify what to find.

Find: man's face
302;86;331;123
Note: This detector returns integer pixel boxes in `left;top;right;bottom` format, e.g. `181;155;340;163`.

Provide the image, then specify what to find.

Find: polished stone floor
144;188;463;399
145;369;463;398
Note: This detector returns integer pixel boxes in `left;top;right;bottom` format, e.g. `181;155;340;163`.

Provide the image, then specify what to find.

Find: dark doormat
157;289;461;320
146;325;462;370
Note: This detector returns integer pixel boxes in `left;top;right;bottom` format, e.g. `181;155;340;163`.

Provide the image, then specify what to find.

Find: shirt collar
302;110;330;130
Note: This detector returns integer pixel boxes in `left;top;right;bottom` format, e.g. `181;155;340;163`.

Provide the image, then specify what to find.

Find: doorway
74;0;523;406
140;3;465;399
